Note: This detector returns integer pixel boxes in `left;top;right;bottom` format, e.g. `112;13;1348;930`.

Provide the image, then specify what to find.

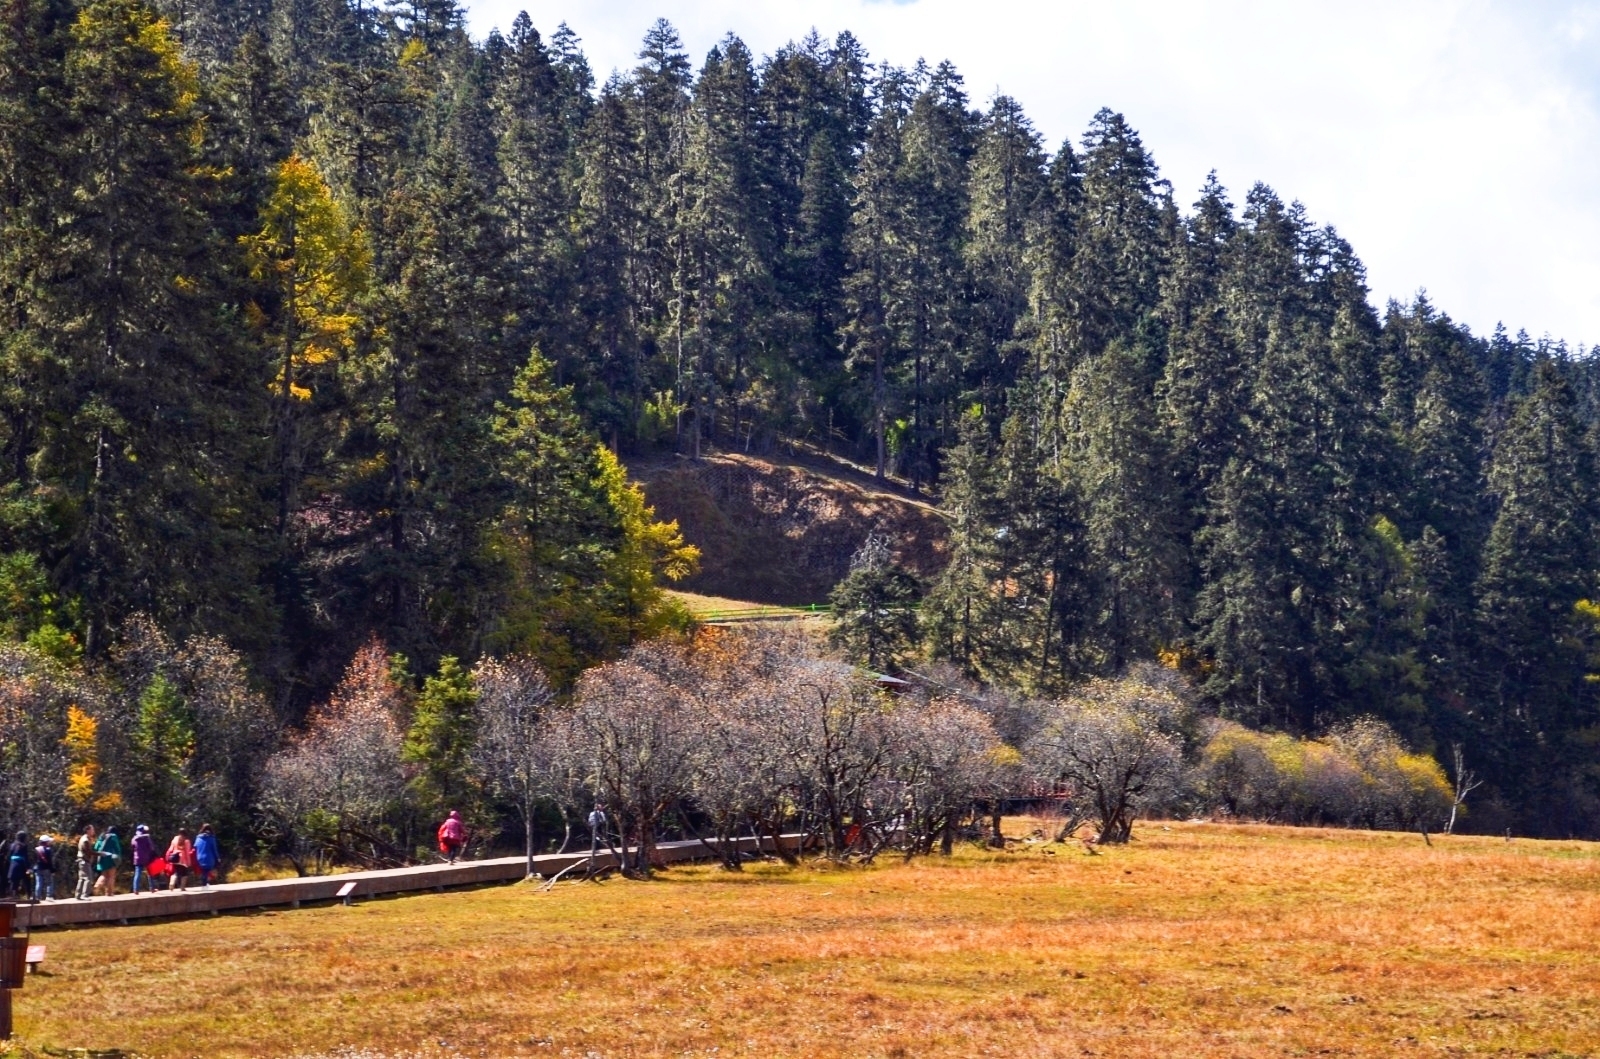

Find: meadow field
5;820;1599;1059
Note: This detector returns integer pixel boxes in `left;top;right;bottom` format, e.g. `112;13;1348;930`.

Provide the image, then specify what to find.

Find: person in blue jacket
194;823;220;887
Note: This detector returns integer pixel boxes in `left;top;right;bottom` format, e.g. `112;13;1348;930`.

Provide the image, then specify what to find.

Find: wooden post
0;900;15;1040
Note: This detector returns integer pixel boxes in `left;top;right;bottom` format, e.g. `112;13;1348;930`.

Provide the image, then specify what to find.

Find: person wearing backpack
4;830;30;899
193;823;220;887
32;834;57;901
166;828;195;891
75;824;97;900
436;810;466;863
93;825;122;896
129;824;158;894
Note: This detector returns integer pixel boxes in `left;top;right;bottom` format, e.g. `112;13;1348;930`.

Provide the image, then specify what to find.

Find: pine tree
828;534;922;671
489;13;583;399
591;447;699;646
47;0;272;655
892;62;975;489
632;18;691;380
128;673;196;830
842;65;914;480
1024;139;1082;415
1159;174;1241;494
1191;187;1383;730
1474;358;1600;830
486;351;621;685
675;36;774;457
0;0;74;572
757;32;865;399
963;95;1046;410
571;76;649;444
401;654;479;826
1053;110;1169;367
337;136;511;663
990;386;1092;691
1063;337;1183;668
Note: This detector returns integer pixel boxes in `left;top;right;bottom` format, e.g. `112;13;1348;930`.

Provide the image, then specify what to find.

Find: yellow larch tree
241;154;370;534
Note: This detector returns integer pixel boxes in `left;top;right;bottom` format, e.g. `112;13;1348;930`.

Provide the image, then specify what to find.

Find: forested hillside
2;0;1599;837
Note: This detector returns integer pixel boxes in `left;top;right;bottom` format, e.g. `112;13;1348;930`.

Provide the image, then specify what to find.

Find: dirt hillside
633;452;949;606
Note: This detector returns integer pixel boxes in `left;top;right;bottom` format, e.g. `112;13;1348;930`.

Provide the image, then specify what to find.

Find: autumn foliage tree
240;153;369;536
259;639;406;871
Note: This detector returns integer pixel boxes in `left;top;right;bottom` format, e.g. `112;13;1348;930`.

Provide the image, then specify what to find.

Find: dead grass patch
5;820;1599;1058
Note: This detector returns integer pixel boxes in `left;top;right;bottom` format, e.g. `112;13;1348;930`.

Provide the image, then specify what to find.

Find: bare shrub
1028;672;1188;843
1326;717;1452;830
886;696;1012;855
259;639;406;872
1195;715;1452;831
561;645;704;875
471;655;559;875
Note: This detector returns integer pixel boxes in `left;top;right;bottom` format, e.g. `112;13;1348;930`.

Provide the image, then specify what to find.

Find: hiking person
75;824;97;899
4;830;30;900
93;825;122;895
194;823;219;887
32;834;56;901
436;810;466;863
587;803;607;868
130;824;157;894
166;828;195;891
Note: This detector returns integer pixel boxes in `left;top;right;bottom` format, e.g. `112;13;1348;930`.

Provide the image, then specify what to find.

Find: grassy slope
635;451;948;606
8;820;1600;1058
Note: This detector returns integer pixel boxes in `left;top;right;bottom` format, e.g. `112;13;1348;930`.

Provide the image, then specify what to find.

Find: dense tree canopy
1;0;1599;837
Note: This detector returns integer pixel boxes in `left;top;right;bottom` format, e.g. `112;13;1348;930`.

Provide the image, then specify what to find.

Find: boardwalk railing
15;834;803;930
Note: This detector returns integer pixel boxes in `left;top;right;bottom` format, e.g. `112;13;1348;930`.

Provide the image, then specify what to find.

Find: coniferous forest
3;0;1600;842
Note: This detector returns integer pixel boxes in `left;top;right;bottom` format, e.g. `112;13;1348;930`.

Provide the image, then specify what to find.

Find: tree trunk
524;807;535;878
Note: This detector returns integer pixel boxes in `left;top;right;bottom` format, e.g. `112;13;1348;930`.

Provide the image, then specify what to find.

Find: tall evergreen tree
841;65;914;480
963;95;1046;411
1063;337;1183;668
675;35;774;457
1474;359;1600;832
47;0;271;655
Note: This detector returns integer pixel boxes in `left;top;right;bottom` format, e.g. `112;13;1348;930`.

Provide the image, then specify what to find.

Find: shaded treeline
1;0;1598;834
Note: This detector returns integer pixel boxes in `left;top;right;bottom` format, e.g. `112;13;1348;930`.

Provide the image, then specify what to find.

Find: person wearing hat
32;834;57;901
130;824;157;894
436;810;466;863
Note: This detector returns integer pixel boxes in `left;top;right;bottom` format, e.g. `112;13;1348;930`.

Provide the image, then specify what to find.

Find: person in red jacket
437;810;466;863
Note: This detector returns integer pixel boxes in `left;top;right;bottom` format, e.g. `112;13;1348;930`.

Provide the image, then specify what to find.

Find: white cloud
459;0;1600;345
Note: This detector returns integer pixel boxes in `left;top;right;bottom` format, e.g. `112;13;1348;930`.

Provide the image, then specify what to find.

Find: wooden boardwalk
14;835;791;930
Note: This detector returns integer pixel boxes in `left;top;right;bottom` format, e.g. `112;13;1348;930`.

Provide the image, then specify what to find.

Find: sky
457;0;1600;348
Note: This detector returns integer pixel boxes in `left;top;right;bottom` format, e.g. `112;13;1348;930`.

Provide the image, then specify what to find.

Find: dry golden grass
7;819;1600;1059
662;588;812;614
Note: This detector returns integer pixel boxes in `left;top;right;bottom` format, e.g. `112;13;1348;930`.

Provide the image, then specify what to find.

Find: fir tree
829;534;922;672
1474;359;1600;829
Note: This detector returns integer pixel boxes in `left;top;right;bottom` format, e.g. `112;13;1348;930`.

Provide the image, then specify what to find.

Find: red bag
149;856;170;877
